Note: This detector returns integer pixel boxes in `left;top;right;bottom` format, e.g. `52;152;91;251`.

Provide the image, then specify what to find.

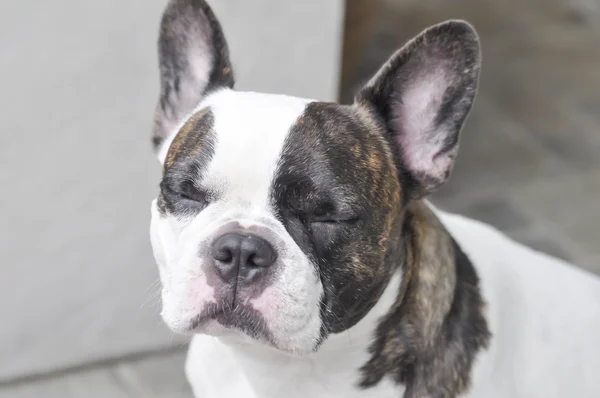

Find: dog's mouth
188;302;276;345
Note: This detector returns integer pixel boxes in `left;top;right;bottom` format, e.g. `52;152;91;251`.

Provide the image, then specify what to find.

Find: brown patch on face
324;105;404;304
360;201;491;397
272;101;405;336
157;108;217;217
163;108;214;173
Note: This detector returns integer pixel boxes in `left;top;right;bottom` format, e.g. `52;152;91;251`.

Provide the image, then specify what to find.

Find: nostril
211;234;242;264
249;254;269;267
242;236;276;267
213;247;233;263
247;253;267;267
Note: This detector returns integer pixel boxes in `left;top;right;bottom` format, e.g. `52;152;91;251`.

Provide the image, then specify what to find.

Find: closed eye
306;216;360;248
177;189;209;206
309;216;360;225
160;180;211;207
178;192;203;203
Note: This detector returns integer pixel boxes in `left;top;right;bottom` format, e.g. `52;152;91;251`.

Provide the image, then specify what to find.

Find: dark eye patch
270;101;406;342
159;176;213;214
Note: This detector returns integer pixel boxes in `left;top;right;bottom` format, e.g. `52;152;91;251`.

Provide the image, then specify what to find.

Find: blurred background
1;0;598;396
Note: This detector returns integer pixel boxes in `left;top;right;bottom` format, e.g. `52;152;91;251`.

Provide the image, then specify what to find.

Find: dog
148;1;600;397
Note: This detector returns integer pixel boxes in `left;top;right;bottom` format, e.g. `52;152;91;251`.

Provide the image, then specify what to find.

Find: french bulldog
148;1;600;397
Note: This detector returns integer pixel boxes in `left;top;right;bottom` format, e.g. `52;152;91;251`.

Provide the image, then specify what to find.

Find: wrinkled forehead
161;89;311;203
160;88;398;209
160;89;311;166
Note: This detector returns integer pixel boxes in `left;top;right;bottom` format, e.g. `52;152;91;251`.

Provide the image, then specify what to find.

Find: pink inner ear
392;68;454;182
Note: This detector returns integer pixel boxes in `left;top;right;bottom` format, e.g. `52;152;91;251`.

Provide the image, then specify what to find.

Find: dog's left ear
153;0;234;152
357;21;481;199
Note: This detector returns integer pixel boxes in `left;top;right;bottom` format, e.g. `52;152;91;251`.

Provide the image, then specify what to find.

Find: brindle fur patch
163;108;213;171
158;108;216;216
360;201;491;398
271;102;403;337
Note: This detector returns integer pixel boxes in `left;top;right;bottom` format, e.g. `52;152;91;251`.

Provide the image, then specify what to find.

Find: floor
2;0;598;396
0;349;192;398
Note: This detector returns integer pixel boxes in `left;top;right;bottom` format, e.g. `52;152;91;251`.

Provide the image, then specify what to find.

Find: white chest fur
185;271;404;398
185;336;401;398
184;208;600;398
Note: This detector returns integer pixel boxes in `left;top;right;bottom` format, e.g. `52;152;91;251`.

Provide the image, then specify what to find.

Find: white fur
200;89;310;208
435;206;600;398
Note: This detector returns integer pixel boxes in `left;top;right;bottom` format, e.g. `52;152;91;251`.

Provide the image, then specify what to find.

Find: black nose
211;233;277;282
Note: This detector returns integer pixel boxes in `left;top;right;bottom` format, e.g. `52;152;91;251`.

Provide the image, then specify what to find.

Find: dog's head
150;0;480;354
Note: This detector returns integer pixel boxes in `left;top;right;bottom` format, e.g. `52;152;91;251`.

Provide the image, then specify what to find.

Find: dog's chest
186;335;402;398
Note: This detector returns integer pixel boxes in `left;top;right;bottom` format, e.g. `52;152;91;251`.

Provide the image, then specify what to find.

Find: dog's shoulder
434;205;600;397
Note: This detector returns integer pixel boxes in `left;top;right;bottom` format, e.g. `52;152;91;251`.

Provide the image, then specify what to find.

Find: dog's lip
187;306;247;331
188;309;226;331
187;305;277;347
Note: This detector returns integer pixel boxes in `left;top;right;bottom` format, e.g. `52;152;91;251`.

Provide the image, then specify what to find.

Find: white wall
0;0;344;381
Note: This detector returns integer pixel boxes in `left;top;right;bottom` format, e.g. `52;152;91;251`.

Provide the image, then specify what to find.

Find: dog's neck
360;200;491;397
218;201;490;397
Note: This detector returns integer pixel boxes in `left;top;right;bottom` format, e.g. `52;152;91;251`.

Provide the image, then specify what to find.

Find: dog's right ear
152;0;234;152
356;21;481;199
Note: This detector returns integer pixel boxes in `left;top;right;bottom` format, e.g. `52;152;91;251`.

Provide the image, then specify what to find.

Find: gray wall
0;0;344;381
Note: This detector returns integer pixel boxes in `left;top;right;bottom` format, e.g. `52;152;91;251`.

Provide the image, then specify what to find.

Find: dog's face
150;0;480;354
